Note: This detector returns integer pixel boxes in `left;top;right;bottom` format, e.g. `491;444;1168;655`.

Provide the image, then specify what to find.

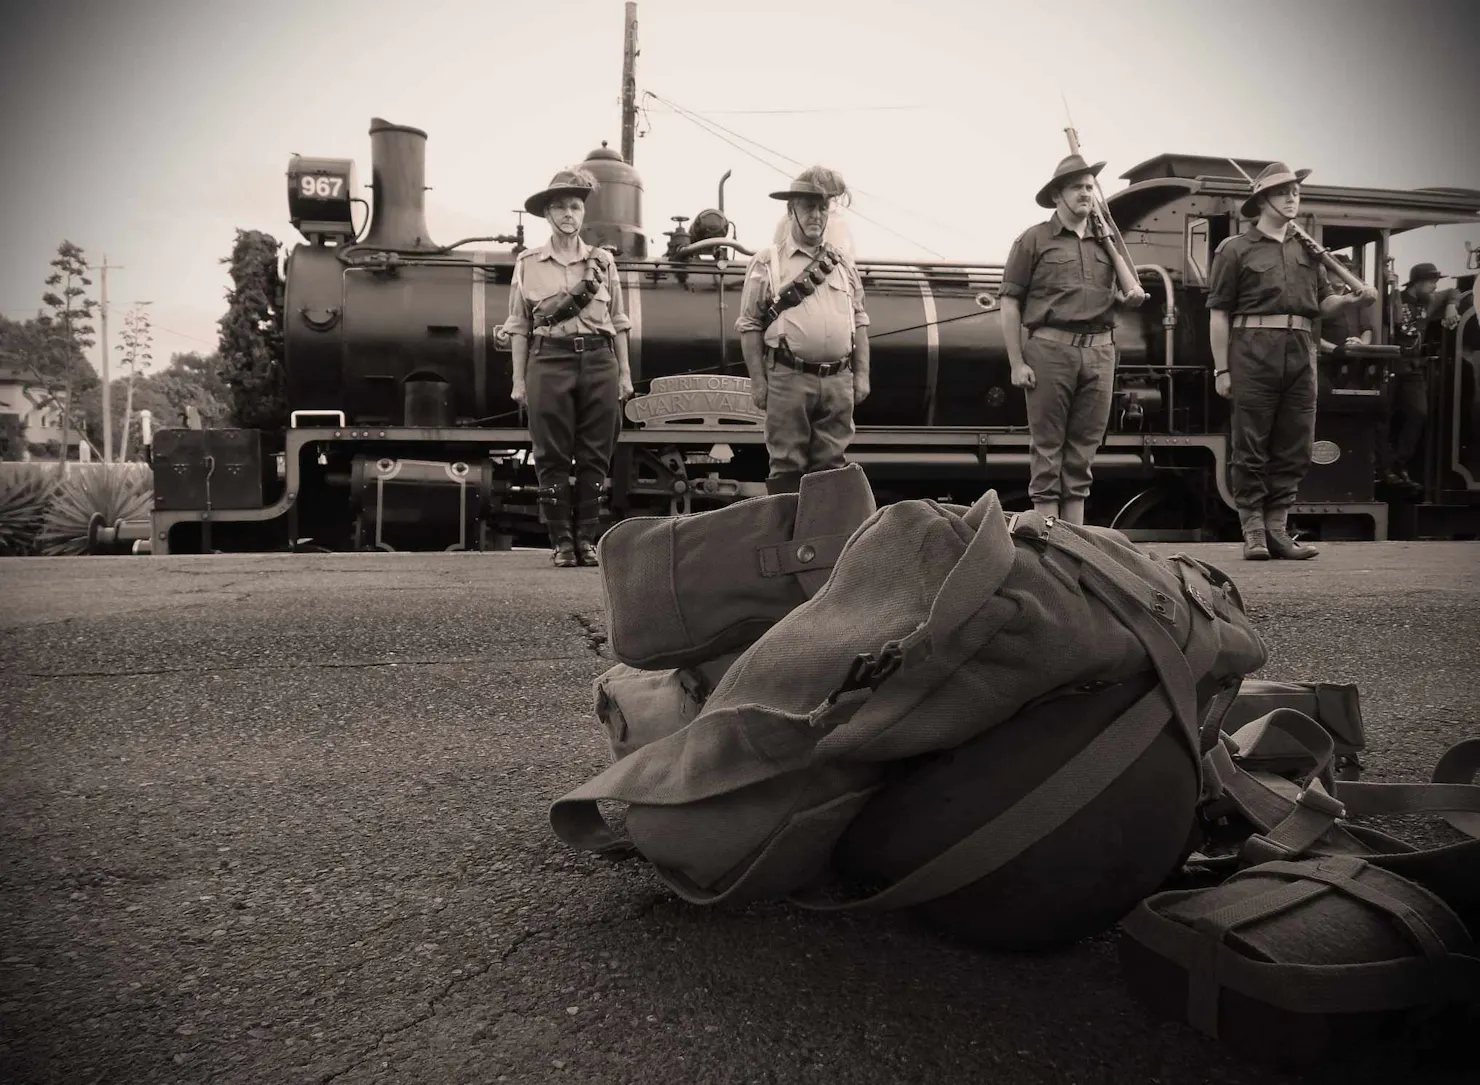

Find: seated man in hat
1206;162;1379;560
505;166;635;567
736;166;870;495
999;154;1147;526
1378;261;1463;492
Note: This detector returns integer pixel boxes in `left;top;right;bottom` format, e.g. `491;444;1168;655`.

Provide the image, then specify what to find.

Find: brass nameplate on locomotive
626;373;764;429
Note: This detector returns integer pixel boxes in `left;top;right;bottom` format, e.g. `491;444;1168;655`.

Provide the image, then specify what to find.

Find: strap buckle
1295;784;1346;820
837;642;905;696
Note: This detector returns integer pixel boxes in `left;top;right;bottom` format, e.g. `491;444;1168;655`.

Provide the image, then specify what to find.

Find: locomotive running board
144;425;1239;555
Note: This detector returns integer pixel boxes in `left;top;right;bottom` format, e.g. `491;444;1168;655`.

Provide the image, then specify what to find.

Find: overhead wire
642;90;955;259
641;104;928;115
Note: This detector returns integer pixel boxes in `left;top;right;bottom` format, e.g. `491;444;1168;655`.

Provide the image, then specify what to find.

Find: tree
0;310;92;459
39;241;100;461
116;304;153;461
217;229;285;430
77;351;231;458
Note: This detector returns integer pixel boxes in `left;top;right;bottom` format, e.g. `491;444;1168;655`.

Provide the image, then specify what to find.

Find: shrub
0;470;61;555
35;463;153;556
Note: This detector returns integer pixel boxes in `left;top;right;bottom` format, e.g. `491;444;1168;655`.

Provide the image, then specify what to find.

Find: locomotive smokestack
362;118;438;251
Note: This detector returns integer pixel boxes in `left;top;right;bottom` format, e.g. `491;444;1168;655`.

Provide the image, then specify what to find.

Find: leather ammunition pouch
760;243;846;333
533;253;609;330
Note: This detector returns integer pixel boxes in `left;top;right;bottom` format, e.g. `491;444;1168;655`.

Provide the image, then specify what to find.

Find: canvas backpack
550;490;1269;924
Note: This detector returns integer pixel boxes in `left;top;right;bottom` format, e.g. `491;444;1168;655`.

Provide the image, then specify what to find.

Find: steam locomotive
124;118;1480;555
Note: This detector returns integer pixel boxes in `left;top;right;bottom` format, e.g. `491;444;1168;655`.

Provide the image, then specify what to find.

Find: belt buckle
572;335;586;353
819;360;838;376
1072;332;1089;348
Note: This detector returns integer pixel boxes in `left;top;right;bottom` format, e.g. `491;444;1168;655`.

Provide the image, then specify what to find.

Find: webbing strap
1228;708;1339;792
1120;887;1480;1038
1202;717;1480;867
793;516;1218;912
1438;743;1480;836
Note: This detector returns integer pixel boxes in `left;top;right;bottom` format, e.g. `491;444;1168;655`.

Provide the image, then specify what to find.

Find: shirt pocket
1037;249;1080;289
1087;244;1116;289
1243;247;1283;277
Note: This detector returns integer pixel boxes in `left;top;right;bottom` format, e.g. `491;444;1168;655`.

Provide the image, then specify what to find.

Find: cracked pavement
1;544;1477;1085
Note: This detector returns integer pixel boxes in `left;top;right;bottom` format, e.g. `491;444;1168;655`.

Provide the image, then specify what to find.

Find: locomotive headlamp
287;155;358;241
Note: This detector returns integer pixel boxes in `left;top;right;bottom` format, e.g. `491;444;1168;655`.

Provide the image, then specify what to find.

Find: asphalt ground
1;539;1477;1085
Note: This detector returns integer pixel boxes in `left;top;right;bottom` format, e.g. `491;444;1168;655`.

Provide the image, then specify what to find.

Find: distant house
0;365;87;460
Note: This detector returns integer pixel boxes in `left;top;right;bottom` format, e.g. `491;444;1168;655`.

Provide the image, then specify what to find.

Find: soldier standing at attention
1000;154;1147;526
736;167;871;495
505;167;635;568
1207;162;1379;561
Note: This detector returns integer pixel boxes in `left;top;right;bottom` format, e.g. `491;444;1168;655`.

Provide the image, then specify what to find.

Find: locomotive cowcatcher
111;118;1480;556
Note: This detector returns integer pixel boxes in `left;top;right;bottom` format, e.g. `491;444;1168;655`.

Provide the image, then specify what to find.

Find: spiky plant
0;473;60;556
36;464;153;556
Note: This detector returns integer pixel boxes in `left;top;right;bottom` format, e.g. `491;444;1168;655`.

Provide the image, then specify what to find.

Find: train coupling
87;513;153;555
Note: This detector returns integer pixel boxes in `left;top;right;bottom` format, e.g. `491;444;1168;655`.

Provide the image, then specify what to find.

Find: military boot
573;479;606;566
1264;506;1318;560
574;522;601;567
1060;497;1085;526
765;472;803;495
1239;509;1270;561
538;484;578;568
547;522;578;567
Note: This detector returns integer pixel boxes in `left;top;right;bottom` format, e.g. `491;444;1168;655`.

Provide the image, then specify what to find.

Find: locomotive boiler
133;116;1480;555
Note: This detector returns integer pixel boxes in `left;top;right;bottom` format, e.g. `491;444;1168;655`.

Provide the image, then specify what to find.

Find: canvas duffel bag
595;463;876;671
593;652;743;763
551;491;1268;907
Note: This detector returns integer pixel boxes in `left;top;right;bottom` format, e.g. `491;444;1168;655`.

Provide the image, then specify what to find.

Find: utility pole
620;1;639;165
91;254;124;461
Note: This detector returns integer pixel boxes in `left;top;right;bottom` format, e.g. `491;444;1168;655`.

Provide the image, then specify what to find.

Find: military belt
534;333;613;354
773;350;852;377
1031;327;1115;348
1233;314;1314;332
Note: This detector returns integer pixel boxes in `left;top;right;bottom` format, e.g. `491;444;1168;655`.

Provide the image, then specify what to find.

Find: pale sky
2;0;1477;380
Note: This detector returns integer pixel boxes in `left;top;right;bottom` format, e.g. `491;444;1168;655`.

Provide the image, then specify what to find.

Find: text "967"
300;175;346;199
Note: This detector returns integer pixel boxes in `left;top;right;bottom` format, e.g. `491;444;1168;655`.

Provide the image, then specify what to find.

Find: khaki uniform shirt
1206;226;1333;318
735;237;869;363
999;213;1118;332
504;238;632;339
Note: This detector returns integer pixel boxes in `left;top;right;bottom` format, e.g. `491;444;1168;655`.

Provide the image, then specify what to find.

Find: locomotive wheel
1109;482;1204;539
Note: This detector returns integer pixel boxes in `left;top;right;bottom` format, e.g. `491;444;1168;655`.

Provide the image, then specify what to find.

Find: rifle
1060;99;1147;304
1224;158;1372;296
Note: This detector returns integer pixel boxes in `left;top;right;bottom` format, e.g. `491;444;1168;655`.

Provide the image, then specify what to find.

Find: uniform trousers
1022;335;1116;504
1377;369;1428;477
763;355;856;492
1227;328;1316;512
526;340;622;525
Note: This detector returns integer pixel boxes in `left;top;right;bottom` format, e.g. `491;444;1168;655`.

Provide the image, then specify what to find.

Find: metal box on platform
152;429;276;511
